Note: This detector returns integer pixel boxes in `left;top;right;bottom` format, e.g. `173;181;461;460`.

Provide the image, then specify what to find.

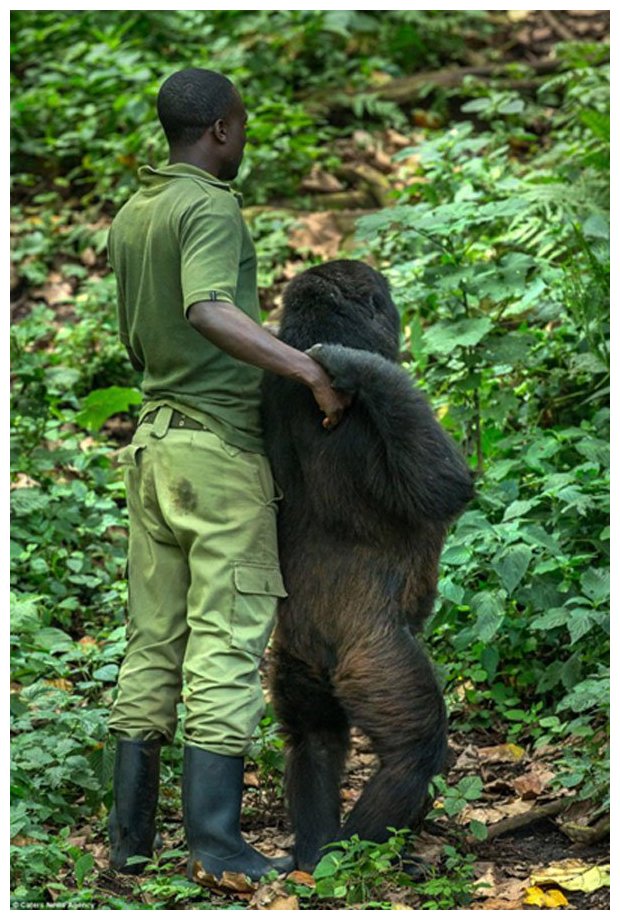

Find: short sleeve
179;194;242;315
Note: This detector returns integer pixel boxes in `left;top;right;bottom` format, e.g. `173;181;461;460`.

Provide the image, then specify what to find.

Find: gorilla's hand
306;343;364;394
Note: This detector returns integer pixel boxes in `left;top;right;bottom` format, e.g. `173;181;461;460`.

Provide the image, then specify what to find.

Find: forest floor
50;659;610;910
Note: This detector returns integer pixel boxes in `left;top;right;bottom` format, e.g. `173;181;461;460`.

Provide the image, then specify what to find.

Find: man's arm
187;299;349;429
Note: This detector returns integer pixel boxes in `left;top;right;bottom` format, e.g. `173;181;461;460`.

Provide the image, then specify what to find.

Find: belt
139;408;211;432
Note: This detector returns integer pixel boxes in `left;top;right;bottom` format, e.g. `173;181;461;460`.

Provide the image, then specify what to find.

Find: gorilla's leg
272;648;350;871
334;627;446;843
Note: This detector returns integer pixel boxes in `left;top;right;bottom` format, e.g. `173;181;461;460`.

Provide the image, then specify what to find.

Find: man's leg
108;426;190;871
155;427;292;879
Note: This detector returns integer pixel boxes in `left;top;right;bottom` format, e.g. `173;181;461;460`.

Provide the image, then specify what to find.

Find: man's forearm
187;299;324;389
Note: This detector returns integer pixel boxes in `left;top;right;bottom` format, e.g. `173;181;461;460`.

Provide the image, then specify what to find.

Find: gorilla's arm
303;344;475;527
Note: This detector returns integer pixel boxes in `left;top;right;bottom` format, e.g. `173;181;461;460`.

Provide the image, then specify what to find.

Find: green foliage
247;704;286;798
11;10;488;210
76;386;142;431
356;59;609;801
413;846;480;910
432;775;486;841
288;832;479;909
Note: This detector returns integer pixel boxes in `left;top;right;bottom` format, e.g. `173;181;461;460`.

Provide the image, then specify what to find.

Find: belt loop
150;406;173;439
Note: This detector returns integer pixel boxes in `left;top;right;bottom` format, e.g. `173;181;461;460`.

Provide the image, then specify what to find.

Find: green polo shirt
108;162;265;454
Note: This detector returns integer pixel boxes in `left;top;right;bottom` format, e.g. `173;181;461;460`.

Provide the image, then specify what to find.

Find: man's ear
212;118;227;144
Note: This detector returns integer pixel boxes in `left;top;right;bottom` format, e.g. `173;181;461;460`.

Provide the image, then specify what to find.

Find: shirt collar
138;163;233;191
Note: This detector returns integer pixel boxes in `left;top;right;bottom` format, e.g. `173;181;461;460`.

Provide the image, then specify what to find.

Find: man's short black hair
157;68;237;147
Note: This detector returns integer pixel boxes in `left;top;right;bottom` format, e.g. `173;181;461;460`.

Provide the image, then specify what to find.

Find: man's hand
308;363;352;429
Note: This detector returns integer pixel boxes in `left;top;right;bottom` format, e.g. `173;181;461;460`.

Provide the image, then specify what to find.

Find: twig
540;10;575;44
483;798;572;841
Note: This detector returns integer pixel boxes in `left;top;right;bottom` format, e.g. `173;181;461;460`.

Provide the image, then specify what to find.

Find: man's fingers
322;404;346;429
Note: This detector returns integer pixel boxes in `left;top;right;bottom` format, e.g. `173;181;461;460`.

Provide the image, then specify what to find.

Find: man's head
157;68;247;181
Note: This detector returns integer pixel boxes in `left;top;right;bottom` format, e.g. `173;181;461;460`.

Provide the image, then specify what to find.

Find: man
107;68;349;882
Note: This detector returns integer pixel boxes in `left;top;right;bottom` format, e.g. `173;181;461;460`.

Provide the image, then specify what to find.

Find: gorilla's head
279;260;401;361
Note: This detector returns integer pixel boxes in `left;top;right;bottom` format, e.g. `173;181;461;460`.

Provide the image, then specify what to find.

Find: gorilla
261;260;474;871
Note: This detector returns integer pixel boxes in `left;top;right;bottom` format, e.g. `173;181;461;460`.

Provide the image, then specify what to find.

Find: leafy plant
288;829;416;907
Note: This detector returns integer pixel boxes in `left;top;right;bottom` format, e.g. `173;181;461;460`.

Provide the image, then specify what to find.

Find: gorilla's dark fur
261;260;474;871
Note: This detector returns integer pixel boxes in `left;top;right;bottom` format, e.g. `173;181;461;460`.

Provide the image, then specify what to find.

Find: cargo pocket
231;562;288;658
116;442;146;469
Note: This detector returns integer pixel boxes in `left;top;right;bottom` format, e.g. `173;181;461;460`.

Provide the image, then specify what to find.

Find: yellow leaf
524;886;569;908
44;678;73;692
531;860;610;893
477;743;526;764
546;889;570;908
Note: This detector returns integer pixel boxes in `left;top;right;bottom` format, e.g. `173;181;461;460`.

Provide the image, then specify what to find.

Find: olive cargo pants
108;406;287;755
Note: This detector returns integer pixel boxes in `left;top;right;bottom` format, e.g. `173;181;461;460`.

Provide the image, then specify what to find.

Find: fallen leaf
10;473;41;490
470;898;524;910
67;834;89;848
371;148;393;172
453;744;480;771
287;870;316;888
507;10;530;22
264;895;299;910
352;129;374;149
513;763;555;799
192;863;256;894
460;799;531;825
384;129;412;149
32;272;74;306
80;247;97;267
250;878;298;909
289;213;343;259
90;842;108;870
523;886;569;908
44;678;73;692
477;743;526;764
391;904;414;910
280;260;304;281
530;860;610;893
473;863;501;898
473;865;528;903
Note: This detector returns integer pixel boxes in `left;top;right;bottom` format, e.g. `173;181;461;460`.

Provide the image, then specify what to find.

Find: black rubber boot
183;745;294;882
108;738;161;874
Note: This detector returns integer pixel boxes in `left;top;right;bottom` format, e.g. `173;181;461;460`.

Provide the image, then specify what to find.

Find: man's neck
168;148;221;178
